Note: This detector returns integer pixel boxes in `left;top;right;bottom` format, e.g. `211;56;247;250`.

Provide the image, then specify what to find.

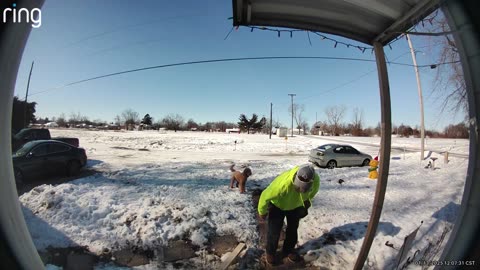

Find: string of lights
233;25;374;52
226;10;441;52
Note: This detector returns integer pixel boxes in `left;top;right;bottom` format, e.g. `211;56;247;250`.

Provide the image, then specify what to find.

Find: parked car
12;128;79;152
13;140;87;183
308;144;372;169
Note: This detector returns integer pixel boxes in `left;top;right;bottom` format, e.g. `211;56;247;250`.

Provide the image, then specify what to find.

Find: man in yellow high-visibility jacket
258;165;320;265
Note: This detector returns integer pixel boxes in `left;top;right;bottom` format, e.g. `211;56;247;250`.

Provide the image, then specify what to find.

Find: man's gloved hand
304;200;311;209
297;200;311;219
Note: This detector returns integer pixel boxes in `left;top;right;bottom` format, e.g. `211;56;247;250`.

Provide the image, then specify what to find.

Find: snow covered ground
20;129;468;269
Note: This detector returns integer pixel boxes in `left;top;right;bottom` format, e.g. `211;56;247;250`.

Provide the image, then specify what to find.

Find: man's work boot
265;253;276;266
286;251;304;263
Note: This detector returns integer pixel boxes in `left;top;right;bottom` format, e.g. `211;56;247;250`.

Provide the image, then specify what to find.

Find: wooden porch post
354;42;392;269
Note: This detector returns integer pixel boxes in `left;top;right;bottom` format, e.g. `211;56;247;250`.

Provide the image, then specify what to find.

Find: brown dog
229;164;252;193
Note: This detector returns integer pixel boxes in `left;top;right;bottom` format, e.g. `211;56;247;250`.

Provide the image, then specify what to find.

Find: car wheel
14;168;23;185
327;160;337;169
362;159;370;166
67;160;81;176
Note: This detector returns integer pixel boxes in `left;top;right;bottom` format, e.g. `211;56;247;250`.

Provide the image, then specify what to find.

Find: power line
62;13;205;49
24;61;34;127
296;70;376;103
275;49;452;106
27;56;376;97
28;56;460;97
288;94;296;137
224;26;235;40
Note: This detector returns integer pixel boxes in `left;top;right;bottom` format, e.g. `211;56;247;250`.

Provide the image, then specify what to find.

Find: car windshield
13;141;37;157
14;128;29;140
318;144;333;150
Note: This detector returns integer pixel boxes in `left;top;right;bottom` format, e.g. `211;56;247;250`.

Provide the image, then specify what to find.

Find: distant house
44;122;58;128
287;128;305;135
99;124;121;130
158;127;167;134
29;123;44;128
125;124;135;131
139;124;152;131
225;128;240;134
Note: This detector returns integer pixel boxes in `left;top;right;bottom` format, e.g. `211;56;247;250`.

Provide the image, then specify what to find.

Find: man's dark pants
266;204;307;255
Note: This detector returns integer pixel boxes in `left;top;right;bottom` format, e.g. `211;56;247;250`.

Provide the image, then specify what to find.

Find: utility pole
288;93;296;137
407;34;425;160
24;61;34;128
269;103;273;139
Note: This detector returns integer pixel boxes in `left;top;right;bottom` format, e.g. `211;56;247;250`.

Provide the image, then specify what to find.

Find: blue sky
14;0;464;131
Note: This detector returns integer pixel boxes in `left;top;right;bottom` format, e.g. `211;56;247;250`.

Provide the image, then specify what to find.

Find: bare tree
114;115;122;126
325;105;346;136
81;115;90;123
289;103;306;135
423;12;467;116
300;120;310;135
121;109;139;128
444;122;468;138
186;119;198;130
162;114;185;132
351;107;364;136
57;113;67;127
68;112;82;126
272;119;283;128
216;121;228;132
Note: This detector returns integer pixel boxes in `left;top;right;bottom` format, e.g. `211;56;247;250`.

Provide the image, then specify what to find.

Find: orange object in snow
368;157;379;179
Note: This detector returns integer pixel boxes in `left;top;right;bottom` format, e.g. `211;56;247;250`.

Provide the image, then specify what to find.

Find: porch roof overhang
232;0;440;45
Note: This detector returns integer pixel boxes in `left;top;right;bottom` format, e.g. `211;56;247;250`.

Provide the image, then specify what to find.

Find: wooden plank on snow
219;242;246;270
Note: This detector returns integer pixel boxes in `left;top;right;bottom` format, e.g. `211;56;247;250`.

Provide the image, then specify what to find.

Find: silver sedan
308;144;373;169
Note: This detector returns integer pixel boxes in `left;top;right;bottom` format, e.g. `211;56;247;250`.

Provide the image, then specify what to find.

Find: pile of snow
20;162;259;254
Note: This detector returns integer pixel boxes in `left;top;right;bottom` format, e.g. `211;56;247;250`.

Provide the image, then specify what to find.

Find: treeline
36;109;238;132
34;108;255;133
13;97;469;139
392;123;468;139
311;121;469;139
